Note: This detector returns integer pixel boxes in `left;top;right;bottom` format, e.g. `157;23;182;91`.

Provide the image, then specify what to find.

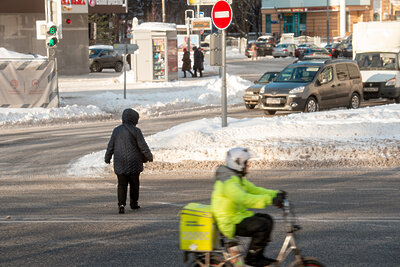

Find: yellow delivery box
180;203;219;251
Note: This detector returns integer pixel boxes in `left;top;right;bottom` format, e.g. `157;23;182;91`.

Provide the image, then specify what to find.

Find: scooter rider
211;147;286;267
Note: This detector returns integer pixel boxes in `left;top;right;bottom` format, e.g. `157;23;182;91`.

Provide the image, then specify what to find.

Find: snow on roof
133;22;176;32
0;47;46;60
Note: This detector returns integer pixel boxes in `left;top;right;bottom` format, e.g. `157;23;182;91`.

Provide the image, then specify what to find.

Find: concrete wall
57;13;89;75
0;13;47;56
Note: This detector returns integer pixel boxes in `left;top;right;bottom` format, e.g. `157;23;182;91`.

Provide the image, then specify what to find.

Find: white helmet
226;147;251;172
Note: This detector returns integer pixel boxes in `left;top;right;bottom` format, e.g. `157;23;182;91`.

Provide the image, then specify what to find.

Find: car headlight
385;78;396;86
289;86;305;94
260;86;265;94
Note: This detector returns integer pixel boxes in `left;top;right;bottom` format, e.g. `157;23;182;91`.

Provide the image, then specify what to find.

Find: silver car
272;43;296;58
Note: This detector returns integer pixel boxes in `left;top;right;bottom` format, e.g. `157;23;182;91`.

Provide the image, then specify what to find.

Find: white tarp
0;48;58;108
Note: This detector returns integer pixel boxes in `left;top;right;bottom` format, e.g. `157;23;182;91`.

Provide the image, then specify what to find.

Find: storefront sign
277;8;307;13
61;0;88;13
187;0;231;5
192;18;212;30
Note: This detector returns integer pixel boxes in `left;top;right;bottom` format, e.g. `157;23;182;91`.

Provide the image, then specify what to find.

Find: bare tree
230;0;261;37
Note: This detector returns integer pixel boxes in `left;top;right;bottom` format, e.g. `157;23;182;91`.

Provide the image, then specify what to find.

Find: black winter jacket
105;109;153;175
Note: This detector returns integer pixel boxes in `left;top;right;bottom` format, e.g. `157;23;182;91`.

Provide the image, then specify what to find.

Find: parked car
301;47;331;60
340;43;353;58
272;43;296;58
258;59;363;115
89;45;123;72
325;42;344;58
243;71;280;109
245;41;274;57
256;35;276;46
295;43;319;57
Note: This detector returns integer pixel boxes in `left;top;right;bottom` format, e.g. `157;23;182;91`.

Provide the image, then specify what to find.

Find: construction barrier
0;59;59;108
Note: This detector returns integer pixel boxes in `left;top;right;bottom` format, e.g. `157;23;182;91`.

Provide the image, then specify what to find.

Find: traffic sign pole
221;29;227;127
211;0;232;127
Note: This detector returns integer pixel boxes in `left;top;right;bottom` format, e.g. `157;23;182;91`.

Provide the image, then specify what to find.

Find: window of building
265;14;271;34
396;11;400;21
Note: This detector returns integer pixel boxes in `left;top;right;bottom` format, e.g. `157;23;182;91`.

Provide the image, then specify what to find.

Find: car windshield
89;49;101;56
275;66;320;82
276;44;288;48
258;72;278;83
355;52;398;70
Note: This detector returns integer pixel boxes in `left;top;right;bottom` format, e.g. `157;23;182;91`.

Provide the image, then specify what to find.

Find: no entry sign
212;1;232;30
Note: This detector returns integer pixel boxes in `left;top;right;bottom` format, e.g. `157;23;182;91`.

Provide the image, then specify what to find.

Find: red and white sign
211;0;232;30
88;0;96;7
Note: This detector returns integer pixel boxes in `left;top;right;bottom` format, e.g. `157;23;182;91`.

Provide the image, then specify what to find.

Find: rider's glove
272;190;287;208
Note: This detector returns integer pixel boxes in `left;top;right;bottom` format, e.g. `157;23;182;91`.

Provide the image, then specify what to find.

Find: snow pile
0;105;110;127
0;47;46;59
63;73;252;117
67;104;400;177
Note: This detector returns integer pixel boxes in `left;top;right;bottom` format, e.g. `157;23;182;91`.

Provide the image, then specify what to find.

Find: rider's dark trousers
235;213;274;251
117;173;140;207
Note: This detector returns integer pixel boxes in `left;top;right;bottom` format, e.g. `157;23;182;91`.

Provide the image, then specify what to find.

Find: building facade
0;0;127;75
261;0;400;41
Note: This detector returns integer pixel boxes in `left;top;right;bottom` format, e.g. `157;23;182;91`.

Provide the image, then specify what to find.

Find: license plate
266;98;282;104
364;87;379;92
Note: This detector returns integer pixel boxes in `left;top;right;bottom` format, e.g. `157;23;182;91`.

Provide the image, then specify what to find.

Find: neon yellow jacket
211;165;278;239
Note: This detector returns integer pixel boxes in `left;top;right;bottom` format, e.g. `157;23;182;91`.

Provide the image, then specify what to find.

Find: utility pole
326;0;330;44
162;0;166;22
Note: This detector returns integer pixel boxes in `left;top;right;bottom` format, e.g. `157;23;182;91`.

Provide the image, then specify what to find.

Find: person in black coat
105;108;153;214
193;46;204;77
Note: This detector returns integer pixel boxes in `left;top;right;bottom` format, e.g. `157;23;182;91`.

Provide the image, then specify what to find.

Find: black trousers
235;213;274;251
117;173;140;207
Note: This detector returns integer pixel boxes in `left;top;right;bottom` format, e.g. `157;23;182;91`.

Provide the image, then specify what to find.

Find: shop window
265;14;271;34
396;11;400;21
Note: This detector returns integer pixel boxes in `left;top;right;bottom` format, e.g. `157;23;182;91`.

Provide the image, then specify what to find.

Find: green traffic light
48;26;57;35
47;37;58;47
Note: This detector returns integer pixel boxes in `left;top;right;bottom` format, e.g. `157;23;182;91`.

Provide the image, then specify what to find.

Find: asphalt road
1;169;399;266
1;56;399;266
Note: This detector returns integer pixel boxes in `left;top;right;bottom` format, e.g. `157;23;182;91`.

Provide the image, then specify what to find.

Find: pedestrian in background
251;43;258;61
181;48;194;78
105;108;153;214
193;46;204;77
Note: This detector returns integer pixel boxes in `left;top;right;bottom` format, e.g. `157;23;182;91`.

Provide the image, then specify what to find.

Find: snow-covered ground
1;47;399;177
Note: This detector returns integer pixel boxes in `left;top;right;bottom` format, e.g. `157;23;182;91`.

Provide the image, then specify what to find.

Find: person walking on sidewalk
193;46;204;77
251;43;258;61
105;108;153;214
181;48;194;78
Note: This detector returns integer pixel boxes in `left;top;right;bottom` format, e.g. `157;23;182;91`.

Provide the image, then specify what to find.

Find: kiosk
132;23;178;82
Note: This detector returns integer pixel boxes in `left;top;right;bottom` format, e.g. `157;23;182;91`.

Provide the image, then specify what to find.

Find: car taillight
283;49;288;51
332;48;336;52
329;54;332;57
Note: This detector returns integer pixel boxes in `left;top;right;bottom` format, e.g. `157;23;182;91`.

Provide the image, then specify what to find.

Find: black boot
245;249;276;267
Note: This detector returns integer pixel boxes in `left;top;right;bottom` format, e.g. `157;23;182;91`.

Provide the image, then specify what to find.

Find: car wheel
395;96;400;104
273;56;278;58
245;104;256;110
348;93;361;109
264;110;276;115
90;62;101;72
304;97;319;112
114;62;123;72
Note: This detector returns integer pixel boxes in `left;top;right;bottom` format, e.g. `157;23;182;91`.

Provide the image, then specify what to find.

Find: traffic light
46;22;58;48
